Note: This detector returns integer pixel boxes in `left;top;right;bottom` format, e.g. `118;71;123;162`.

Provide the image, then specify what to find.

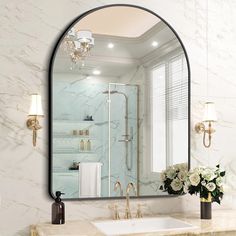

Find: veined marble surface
1;0;236;235
33;209;236;236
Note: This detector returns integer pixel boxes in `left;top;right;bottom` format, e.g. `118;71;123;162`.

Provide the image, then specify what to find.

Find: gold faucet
114;181;123;197
125;182;137;219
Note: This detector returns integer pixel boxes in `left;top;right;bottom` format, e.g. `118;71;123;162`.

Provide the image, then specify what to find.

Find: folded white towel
79;162;102;198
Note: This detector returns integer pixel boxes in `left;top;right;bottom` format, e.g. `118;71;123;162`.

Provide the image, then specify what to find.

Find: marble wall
1;0;236;235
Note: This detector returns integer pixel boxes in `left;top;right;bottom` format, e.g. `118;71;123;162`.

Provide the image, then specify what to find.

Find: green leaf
220;171;226;177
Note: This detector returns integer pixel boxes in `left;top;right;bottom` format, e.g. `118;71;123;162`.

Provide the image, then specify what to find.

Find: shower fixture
103;89;133;171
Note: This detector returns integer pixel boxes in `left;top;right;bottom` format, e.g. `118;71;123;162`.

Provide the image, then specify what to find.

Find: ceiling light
63;28;94;65
93;70;101;75
152;41;158;47
108;43;114;49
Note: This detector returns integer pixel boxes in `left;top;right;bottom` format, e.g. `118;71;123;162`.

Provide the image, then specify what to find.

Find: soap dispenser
52;191;65;224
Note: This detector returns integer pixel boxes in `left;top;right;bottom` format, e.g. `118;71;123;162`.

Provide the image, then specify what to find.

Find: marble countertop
33;209;236;236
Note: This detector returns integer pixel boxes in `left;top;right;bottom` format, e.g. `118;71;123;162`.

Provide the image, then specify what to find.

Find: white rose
206;182;216;192
190;166;204;175
171;178;183;191
179;163;188;171
166;168;177;179
202;168;217;181
216;177;223;187
196;166;205;174
174;163;187;172
189;173;200;186
201;180;206;186
178;171;187;181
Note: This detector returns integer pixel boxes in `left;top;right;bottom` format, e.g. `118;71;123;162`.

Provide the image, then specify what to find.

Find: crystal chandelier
63;28;94;64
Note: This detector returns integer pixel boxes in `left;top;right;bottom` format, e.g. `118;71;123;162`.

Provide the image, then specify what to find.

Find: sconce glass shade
203;102;217;122
29;94;44;116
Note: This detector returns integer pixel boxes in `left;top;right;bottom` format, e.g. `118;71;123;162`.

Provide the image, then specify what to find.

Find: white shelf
53;151;95;154
53;120;95;124
53;171;79;175
53;134;96;139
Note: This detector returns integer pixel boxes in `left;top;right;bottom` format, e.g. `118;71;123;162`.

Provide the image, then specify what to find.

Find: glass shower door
108;83;138;197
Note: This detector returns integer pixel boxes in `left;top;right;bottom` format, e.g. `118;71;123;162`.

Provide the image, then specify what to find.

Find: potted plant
186;165;225;219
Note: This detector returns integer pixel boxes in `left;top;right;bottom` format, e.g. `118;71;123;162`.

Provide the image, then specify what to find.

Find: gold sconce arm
195;121;215;148
27;94;44;147
26;115;42;147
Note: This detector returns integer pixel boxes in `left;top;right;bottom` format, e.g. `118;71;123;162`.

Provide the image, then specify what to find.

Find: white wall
1;0;236;235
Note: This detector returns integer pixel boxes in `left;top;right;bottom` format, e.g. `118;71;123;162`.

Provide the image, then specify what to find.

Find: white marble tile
1;0;236;235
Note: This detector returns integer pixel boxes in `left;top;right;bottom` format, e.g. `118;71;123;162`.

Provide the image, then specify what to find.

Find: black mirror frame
48;4;191;201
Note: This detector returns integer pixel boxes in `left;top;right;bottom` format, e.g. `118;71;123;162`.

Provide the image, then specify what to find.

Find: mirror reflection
51;5;189;199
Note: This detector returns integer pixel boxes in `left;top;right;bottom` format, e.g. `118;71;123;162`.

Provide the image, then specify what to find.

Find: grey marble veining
1;0;236;236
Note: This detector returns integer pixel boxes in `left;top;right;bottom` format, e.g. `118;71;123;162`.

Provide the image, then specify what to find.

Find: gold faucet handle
136;203;146;218
124;207;132;219
108;204;120;220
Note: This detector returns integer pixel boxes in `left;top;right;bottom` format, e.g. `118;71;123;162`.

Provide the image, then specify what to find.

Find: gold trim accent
201;193;212;203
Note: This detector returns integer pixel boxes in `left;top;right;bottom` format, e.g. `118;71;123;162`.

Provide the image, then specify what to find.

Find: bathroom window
151;54;188;173
150;64;167;173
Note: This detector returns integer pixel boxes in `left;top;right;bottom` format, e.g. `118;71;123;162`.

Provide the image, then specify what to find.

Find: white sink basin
93;217;197;235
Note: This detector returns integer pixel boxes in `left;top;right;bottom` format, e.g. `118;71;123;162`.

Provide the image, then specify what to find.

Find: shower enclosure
52;79;138;198
104;83;138;197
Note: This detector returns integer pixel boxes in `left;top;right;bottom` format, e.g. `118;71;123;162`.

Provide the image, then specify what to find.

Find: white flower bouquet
187;165;225;203
159;163;188;195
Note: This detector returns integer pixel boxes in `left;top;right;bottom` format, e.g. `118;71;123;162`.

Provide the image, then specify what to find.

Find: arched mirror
49;4;190;200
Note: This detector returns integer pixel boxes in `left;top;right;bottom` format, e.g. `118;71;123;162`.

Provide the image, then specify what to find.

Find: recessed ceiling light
93;70;101;75
152;41;158;47
108;43;114;49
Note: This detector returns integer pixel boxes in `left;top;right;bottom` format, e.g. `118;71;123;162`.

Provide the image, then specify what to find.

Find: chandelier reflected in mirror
62;28;94;65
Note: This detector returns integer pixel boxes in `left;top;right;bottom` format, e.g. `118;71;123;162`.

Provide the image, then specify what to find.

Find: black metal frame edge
48;3;191;201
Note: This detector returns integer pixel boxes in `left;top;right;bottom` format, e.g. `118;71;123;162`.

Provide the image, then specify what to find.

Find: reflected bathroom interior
52;6;188;199
52;82;138;198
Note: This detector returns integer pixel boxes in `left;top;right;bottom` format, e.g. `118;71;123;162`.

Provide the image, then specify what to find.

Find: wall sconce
26;94;44;147
195;102;217;148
